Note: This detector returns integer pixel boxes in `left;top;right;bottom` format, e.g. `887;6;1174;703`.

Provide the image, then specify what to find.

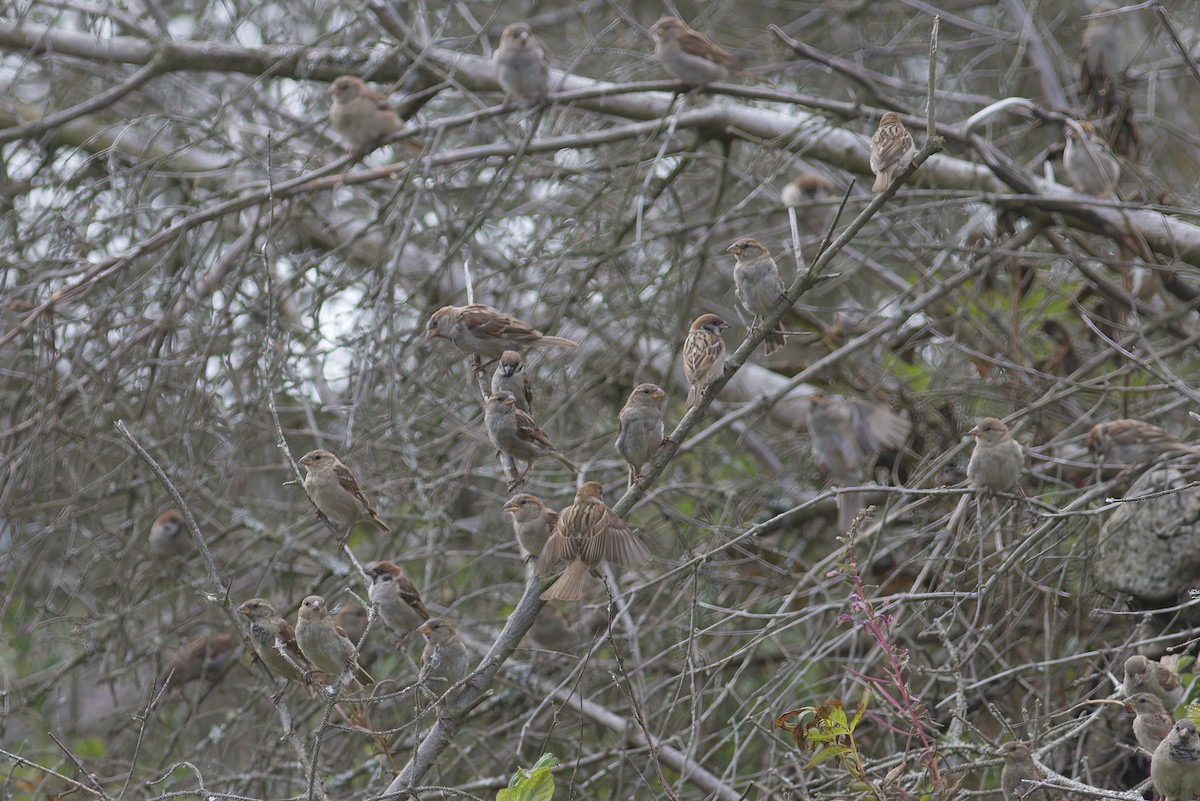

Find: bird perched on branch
366;560;432;641
148;508;191;561
870;112;917;193
1088;420;1200;467
1064;121;1120;198
485;390;579;491
649;17;750;88
1153;719;1200;801
495;23;549;104
327;75;420;154
417;617;470;696
237;598;316;700
682;314;729;411
1124;654;1184;707
1128;692;1175;753
998;742;1049;801
426;304;577;371
503;493;558;561
966;418;1023;493
727;238;788;356
491;350;534;413
616;383;666;489
298;449;390;541
295;595;373;689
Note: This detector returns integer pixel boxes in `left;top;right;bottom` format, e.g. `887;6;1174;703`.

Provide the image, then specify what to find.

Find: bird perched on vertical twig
298;449;390;542
295;595;373;689
616;383;666;489
503;493;559;561
727;238;788;356
870;112;917;193
484;390;579;491
682;314;729;411
417;617;471;696
366;560;432;641
536;482;651;601
237;598;316;700
649;17;750;89
491;350;534;413
494;23;549;104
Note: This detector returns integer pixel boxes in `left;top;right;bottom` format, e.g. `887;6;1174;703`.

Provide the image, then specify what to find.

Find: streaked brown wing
514;409;558;450
875;128;912;169
678;29;737;68
396;575;432;620
578;505;649;567
463;305;540;342
334;463;372;508
278;621;311;665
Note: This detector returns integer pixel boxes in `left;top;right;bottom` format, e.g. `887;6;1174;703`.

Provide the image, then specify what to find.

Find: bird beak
719;321;730;330
299;455;313;466
725;244;741;255
651;389;665;400
417;624;432;635
965;427;980;438
236;604;250;616
502;501;520;513
327;85;337;96
424;328;438;342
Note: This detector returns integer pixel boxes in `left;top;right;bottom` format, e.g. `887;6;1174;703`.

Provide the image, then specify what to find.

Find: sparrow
154;632;242;697
237;598;316;697
491;350;533;413
426;304;578;367
616;383;667;489
295;595;373;688
727;238;788;356
298;449;390;540
1153;719;1200;801
1088;419;1200;466
494;22;549;104
649;17;749;87
503;493;559;561
1079;4;1122;117
998;742;1049;801
870;112;917;193
536;481;651;601
682;314;729;411
1063;122;1120;197
966;418;1023;493
334;601;369;648
327;75;418;154
781;172;835;208
148;508;191;560
1124;654;1184;707
807;391;912;532
484;390;579;488
417;617;471;693
1127;692;1176;753
366;560;432;639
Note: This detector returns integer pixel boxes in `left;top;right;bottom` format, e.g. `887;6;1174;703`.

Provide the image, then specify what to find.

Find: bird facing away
870;112;917;193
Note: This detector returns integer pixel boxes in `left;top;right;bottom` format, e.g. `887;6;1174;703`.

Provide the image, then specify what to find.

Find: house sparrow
967;418;1023;493
491;350;533;413
503;493;559;560
417;617;471;693
781;172;835;208
727;238;788;356
649;17;749;87
682;314;729;411
327;75;418;154
536;482;651;601
298;449;390;540
154;633;242;697
426;304;578;366
1128;692;1175;753
1088;419;1200;466
494;22;549;103
1124;654;1184;707
870;112;917;193
148;509;191;560
334;601;368;647
484;390;579;488
1064;122;1120;197
1153;719;1200;801
998;742;1049;801
616;383;666;489
237;598;316;697
807;391;912;532
366;560;431;639
295;595;373;688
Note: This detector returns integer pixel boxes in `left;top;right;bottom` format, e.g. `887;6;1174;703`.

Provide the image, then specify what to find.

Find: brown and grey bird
494;22;549;103
484;390;579;489
503;493;559;561
616;383;666;489
1153;719;1200;801
1124;654;1184;707
807;391;912;532
870;112;917;193
967;418;1024;493
327;75;420;154
998;742;1049;801
295;595;373;688
417;617;471;694
148;508;191;561
1088;420;1200;467
154;633;242;698
1128;692;1176;753
727;238;788;356
781;173;835;208
237;598;316;698
649;17;750;87
491;350;533;413
536;482;651;601
298;449;390;540
366;560;432;640
682;314;729;411
426;304;577;366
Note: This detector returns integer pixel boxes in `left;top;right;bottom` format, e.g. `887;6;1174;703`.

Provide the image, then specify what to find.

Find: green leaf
499;755;557;801
850;687;871;730
807;744;851;767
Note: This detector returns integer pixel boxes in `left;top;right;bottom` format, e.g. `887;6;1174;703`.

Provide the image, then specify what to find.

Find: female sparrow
870;112;917;193
426;304;578;366
298;449;390;540
148;509;191;560
1063;122;1120;197
1153;720;1200;801
494;22;549;104
807;391;912;532
1124;654;1184;707
327;75;415;153
649;17;749;87
727;238;788;356
366;560;432;639
491;350;533;413
484;390;579;488
998;742;1049;801
295;595;373;688
417;617;471;693
154;633;242;697
781;173;835;208
966;418;1023;493
683;314;729;411
1128;692;1175;753
237;598;316;697
1087;419;1200;466
536;481;651;601
616;383;666;489
503;493;559;561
